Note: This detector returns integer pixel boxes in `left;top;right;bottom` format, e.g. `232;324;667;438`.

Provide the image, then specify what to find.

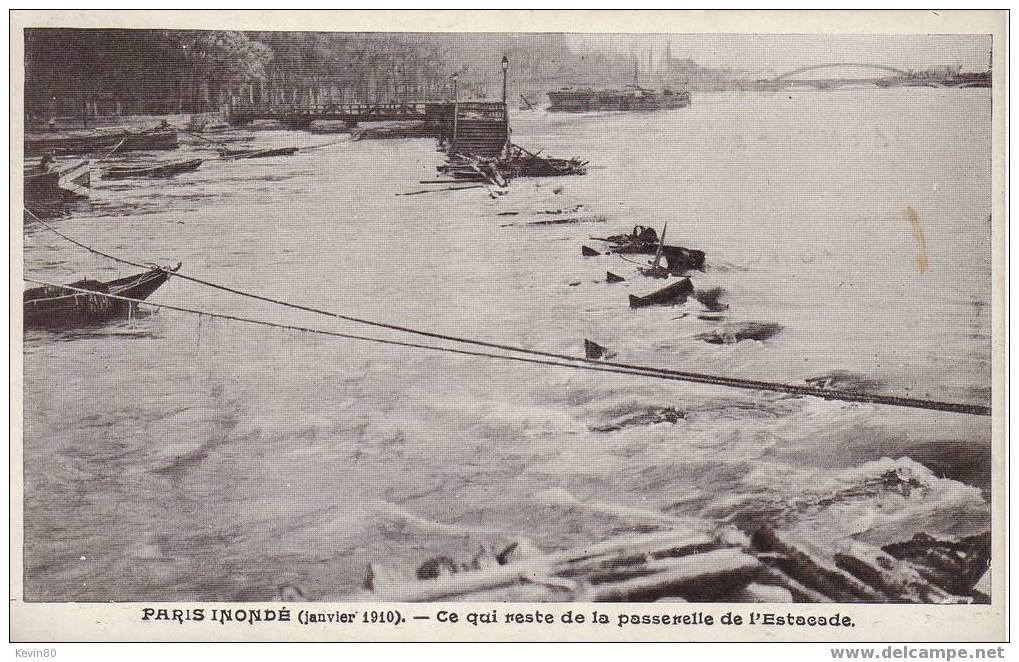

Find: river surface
22;88;993;601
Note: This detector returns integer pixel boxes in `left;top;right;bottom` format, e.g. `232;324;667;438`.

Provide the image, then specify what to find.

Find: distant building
656;44;754;91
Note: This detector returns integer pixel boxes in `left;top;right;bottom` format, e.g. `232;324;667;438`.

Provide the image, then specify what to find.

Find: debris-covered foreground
351;459;990;604
356;520;989;604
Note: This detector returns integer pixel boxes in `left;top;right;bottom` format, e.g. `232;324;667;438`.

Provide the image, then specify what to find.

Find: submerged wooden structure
354;524;990;604
445;102;510;158
225;99;510;155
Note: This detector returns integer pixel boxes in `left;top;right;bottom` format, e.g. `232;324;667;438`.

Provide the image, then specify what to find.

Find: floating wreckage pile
436;143;587;187
589;225;706;273
356;519;990;604
582;223;787;339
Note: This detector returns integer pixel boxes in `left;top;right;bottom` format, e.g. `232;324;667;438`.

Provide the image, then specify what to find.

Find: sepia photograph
10;9;1007;644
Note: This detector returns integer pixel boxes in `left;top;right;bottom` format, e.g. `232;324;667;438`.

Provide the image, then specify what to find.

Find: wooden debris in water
589;548;761;602
593;226;706;274
755;566;834;603
835;541;968;604
805;370;887;393
695;287;729;312
881;531;990;600
629;278;694;308
529;216;605;226
661;245;706;273
504;143;587;178
593;225;661;254
606;271;626;283
733;582;795;603
538;205;584;215
696;321;783;344
582;246;602;257
584;339;612;360
591;407;685;432
397;185;485;196
438;154;508;187
752;526;887;602
351;522;992;604
437;144;587;186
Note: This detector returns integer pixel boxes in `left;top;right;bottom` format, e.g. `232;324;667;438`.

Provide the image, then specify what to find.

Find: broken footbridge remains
225;98;511;156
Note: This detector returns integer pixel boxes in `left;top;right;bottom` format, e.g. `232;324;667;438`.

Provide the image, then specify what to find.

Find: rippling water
23;88;992;601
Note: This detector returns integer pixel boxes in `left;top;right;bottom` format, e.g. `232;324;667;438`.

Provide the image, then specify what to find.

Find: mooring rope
22;277;792;388
22;210;991;416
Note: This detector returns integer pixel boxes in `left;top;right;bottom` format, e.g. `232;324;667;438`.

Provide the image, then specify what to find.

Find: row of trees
24;29;689;122
26;29;274;119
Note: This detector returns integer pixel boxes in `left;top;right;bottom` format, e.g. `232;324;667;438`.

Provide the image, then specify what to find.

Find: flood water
22;88;993;601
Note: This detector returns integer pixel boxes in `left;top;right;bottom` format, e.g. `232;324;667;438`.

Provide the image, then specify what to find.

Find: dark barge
24;264;180;329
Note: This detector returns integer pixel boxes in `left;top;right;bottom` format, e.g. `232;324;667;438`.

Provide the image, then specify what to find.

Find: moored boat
549;60;691;113
548;85;691;112
24;264;180;329
25;127;179;155
102;159;203;179
218;146;299;159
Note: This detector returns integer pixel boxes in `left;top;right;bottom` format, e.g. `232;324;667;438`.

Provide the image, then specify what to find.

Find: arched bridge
773;63;911;81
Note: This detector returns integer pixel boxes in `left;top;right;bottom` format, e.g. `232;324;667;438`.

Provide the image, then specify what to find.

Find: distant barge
548;85;691;112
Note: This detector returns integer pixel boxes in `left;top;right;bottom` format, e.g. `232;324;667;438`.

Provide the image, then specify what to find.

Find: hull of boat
24;265;178;329
103;159;203;179
629;277;694;308
25;129;179;155
220;147;299;159
548;89;691;112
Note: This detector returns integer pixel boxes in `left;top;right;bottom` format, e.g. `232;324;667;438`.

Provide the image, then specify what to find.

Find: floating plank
396;185;485;196
752;527;887;602
733;582;794;603
362;528;714;602
590;548;760;602
582;246;601;257
556;532;716;579
606;271;626;283
756;566;833;603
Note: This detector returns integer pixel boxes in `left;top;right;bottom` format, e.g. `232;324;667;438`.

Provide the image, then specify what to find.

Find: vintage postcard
9;10;1008;644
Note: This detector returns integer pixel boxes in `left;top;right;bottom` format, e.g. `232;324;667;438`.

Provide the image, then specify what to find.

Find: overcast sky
565;34;992;73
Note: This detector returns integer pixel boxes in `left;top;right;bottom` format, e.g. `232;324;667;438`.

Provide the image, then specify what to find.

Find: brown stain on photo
905;206;930;273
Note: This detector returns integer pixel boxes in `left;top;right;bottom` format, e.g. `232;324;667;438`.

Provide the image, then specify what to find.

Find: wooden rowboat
24;264;180;329
102;159;203;179
218;147;299;159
